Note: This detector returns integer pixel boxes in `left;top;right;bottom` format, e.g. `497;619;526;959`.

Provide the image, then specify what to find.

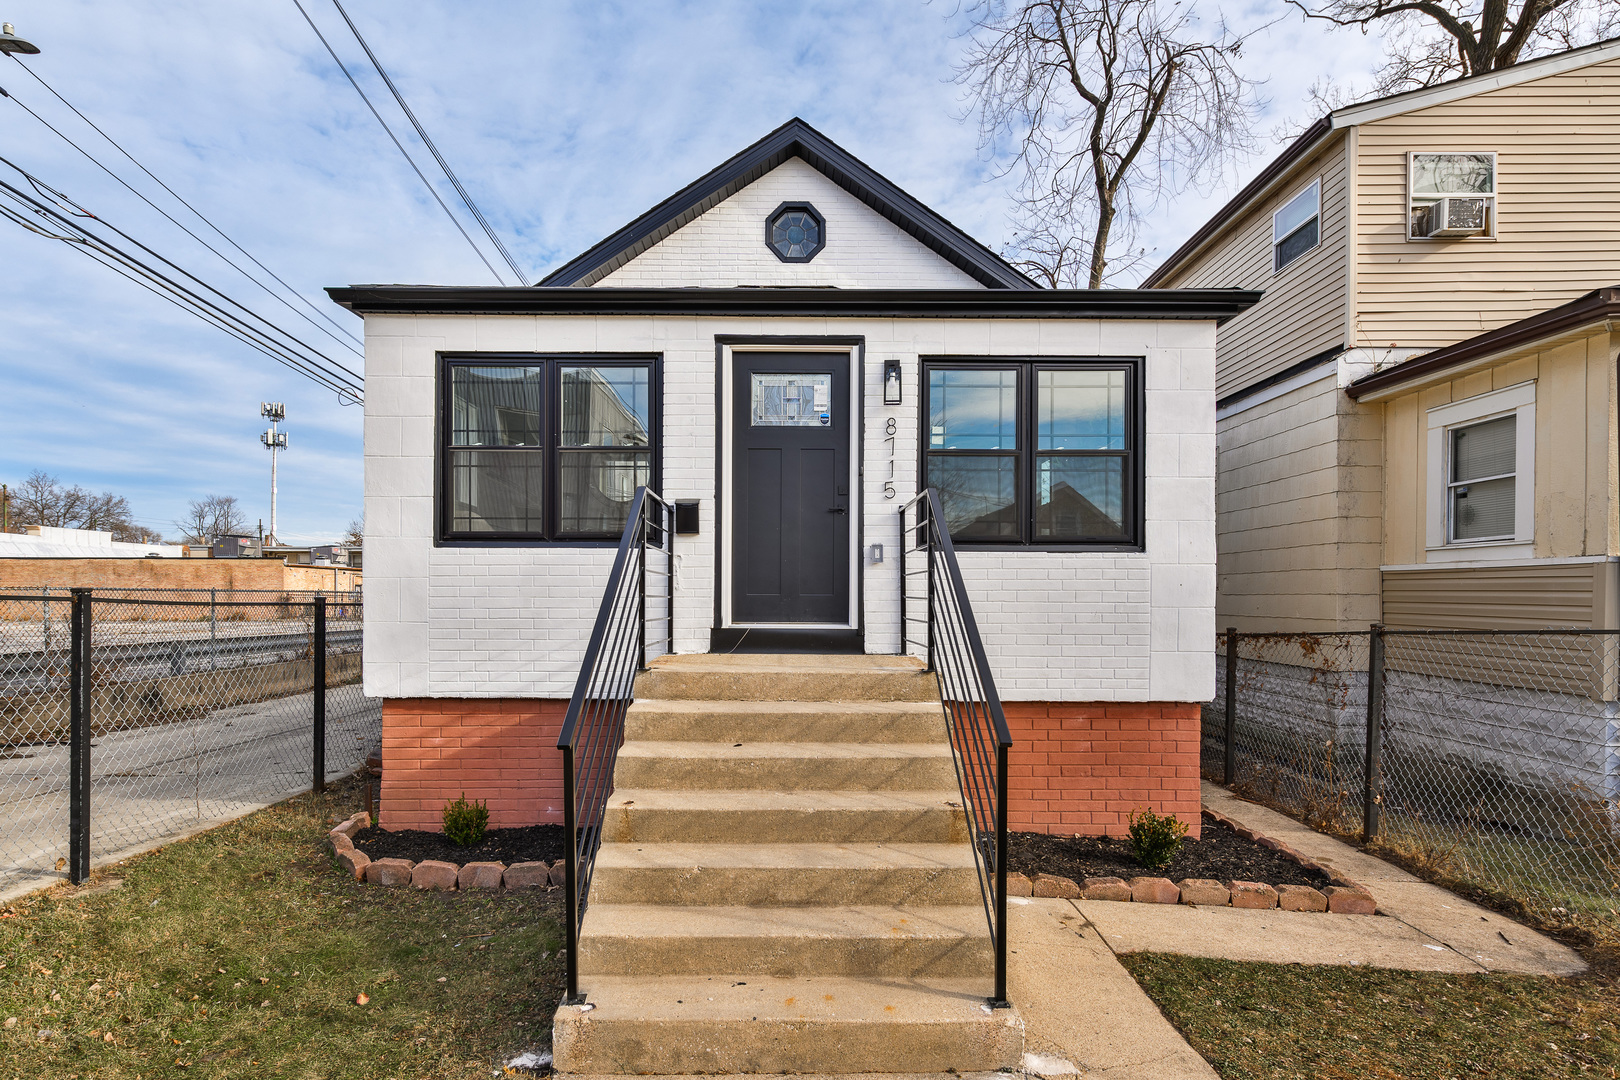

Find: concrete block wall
363;313;1217;704
379;698;566;831
1003;702;1203;838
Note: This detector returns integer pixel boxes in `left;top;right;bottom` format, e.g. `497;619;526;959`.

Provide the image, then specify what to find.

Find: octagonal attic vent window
767;202;825;263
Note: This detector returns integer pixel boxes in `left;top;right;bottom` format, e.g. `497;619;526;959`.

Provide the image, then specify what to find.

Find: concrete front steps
553;654;1022;1076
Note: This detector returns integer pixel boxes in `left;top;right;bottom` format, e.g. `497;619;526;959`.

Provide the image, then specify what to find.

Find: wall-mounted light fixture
883;357;902;405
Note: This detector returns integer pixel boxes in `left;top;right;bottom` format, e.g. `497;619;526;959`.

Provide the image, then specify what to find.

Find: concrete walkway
1135;783;1588;977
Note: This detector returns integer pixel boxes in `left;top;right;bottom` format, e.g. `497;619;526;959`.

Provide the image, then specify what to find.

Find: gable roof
1143;34;1620;287
538;117;1038;290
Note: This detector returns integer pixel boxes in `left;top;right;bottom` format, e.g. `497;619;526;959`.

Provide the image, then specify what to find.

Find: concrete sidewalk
1175;783;1587;976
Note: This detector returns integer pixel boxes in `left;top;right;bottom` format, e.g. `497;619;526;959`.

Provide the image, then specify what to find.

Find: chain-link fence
1207;627;1620;938
0;588;378;895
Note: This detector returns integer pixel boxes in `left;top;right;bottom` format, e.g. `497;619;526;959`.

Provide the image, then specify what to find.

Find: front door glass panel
751;373;832;427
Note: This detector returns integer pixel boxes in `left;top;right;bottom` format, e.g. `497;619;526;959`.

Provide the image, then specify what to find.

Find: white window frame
1407;151;1497;240
1271;178;1321;273
1425;381;1534;561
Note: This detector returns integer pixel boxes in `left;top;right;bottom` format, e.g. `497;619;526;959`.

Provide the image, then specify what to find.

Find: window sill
434;538;622;549
1422;540;1533;563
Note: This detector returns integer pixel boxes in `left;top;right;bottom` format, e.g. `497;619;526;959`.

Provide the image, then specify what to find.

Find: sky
0;1;1389;544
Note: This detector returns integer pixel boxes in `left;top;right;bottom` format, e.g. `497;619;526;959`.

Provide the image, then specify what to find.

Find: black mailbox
674;501;701;535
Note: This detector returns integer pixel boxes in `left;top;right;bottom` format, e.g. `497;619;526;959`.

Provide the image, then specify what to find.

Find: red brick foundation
380;699;566;832
1003;702;1202;839
379;697;1202;838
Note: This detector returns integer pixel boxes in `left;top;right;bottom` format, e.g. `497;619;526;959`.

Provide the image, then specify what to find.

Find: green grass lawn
1122;953;1620;1080
0;774;564;1080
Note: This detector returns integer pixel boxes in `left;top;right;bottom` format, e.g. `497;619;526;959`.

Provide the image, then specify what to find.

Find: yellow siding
1216;373;1381;630
1355;57;1620;349
1380;328;1618;570
1160;136;1350;399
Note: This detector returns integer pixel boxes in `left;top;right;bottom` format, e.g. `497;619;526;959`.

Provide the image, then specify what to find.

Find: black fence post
68;588;92;884
1364;623;1385;841
1223;626;1239;786
313;596;327;794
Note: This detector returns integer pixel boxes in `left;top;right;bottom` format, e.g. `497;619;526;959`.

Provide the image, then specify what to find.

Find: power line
330;0;527;283
0;161;363;401
1;157;362;385
290;0;510;285
5;54;365;354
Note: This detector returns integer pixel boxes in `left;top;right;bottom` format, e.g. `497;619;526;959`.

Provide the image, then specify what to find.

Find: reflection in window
1449;415;1515;542
451;366;543;446
923;363;1137;546
927;455;1018;539
443;359;656;540
1272;179;1320;272
929;369;1017;449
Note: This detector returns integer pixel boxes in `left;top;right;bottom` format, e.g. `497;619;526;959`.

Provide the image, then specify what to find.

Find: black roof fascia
536;117;1038;291
326;285;1263;323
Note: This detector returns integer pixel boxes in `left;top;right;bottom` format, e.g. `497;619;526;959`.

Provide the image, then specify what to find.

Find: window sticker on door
751;373;833;426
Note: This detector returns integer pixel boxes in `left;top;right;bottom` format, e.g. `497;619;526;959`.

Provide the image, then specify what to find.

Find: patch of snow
1022;1051;1080;1076
504;1049;552;1072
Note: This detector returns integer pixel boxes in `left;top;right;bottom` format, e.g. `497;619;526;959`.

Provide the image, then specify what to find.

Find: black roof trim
326;285;1261;322
536;117;1038;291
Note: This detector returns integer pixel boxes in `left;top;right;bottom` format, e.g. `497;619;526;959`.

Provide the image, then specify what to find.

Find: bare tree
1287;0;1620;96
179;495;248;545
6;470;153;541
960;0;1265;287
343;515;364;547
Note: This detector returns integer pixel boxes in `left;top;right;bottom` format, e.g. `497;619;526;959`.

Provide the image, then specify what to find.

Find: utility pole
260;402;287;544
1;483;8;533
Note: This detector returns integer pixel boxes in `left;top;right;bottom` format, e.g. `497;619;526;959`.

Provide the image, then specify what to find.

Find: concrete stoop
552;655;1024;1076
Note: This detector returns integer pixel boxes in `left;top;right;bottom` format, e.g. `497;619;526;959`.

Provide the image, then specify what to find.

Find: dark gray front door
732;353;851;624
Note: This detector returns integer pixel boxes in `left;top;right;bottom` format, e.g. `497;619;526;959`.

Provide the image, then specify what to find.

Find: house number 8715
882;417;897;499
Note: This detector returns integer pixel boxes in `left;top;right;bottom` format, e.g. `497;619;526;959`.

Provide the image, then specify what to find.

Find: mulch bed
1009;819;1331;887
351;823;567;867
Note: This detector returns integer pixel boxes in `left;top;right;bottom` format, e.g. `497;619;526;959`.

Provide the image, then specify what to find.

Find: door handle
827;507;847;514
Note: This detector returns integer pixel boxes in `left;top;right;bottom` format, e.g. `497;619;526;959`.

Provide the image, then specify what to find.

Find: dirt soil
1009;818;1332;886
352;823;567;867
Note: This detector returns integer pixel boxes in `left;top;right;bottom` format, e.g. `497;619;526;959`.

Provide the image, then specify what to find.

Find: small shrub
442;793;489;847
1128;807;1188;870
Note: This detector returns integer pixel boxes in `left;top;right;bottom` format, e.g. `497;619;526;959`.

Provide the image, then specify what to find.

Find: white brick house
330;118;1257;834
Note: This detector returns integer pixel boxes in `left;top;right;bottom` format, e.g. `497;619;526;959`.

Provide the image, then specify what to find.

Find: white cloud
0;1;1386;541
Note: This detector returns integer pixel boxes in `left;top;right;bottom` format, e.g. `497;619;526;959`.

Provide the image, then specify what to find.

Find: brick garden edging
322;812;566;891
1004;808;1377;915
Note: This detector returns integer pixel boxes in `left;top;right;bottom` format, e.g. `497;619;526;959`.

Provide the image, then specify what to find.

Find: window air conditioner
1416;196;1491;238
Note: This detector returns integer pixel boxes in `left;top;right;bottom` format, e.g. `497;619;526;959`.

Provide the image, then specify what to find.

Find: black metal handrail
557;486;674;1004
898;488;1013;1008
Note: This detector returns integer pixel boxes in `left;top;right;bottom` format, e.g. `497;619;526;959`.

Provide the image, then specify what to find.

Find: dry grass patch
0;773;564;1079
1122;953;1620;1079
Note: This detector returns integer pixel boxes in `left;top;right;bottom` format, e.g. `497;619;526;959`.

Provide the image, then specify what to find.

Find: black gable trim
537;118;1038;291
326;285;1262;322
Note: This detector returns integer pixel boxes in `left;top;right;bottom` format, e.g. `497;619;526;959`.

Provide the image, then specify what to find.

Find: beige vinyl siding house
1146;37;1620;633
1158;136;1352;398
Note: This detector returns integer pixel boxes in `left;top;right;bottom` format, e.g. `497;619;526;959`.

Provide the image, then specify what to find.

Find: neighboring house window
1425;382;1534;553
922;360;1142;548
1447;416;1515;541
440;356;658;541
1272;179;1320;272
1409;152;1495;239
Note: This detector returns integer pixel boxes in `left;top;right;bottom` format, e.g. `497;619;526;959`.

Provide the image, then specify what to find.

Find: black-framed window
922;359;1141;548
439;355;658;542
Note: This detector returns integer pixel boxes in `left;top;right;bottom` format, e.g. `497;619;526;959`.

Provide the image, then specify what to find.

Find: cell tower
260;403;287;544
